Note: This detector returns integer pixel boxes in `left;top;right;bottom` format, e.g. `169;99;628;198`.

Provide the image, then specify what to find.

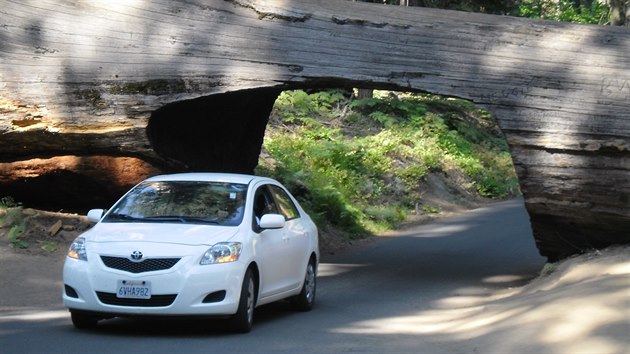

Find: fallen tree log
1;0;628;260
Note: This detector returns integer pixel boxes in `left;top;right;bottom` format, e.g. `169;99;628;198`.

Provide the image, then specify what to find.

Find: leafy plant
274;89;347;124
1;197;30;249
0;207;20;227
8;222;29;249
421;204;441;214
519;0;609;24
39;240;59;253
261;90;519;239
0;198;24;230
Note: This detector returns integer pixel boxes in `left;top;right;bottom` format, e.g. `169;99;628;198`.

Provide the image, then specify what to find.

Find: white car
63;173;319;332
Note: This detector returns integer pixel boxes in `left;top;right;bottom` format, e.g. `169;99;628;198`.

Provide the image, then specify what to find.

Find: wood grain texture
1;0;629;259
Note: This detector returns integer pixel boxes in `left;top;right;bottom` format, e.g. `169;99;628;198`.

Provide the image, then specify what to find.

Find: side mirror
259;214;285;229
87;209;105;223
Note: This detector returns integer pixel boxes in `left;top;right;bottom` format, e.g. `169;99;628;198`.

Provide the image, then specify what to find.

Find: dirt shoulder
0;208;88;311
470;245;630;353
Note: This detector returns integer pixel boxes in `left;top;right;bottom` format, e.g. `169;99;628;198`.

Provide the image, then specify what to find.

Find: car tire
291;259;316;311
228;268;256;333
70;311;98;329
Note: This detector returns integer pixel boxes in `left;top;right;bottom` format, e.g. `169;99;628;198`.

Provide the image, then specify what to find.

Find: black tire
228;268;256;333
70;311;98;329
292;259;316;311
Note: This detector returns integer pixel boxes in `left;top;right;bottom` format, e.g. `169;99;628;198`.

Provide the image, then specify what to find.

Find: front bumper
62;254;245;317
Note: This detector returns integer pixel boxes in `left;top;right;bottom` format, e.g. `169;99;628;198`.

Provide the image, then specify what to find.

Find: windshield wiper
142;216;186;223
142;216;219;224
105;213;144;222
180;217;220;224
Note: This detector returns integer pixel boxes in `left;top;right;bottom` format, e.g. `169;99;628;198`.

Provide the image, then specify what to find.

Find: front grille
100;256;180;273
96;292;177;307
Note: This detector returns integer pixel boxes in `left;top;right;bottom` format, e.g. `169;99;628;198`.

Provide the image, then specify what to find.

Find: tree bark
1;0;628;259
608;0;629;26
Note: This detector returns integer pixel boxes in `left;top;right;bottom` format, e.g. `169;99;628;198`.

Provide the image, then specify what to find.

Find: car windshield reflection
103;181;247;226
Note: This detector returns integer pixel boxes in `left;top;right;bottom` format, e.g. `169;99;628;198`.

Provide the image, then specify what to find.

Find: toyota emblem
130;251;143;261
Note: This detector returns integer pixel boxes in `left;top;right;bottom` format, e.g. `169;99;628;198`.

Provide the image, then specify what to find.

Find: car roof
144;173;269;185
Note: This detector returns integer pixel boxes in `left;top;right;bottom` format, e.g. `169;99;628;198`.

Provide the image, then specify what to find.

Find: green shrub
262;90;519;238
1;197;30;249
519;0;609;24
8;221;29;249
421;204;441;214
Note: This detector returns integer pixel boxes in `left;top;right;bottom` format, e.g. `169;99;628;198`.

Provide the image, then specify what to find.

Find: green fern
263;89;519;237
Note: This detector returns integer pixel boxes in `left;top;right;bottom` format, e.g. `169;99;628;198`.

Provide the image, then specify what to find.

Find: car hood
84;222;240;246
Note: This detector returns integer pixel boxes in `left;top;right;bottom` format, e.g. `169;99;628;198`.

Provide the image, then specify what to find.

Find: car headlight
200;242;242;265
67;236;88;261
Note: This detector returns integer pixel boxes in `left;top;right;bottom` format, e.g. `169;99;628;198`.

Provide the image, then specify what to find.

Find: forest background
349;0;628;26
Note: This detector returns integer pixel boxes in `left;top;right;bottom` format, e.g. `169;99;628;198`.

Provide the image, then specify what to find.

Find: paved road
1;198;545;353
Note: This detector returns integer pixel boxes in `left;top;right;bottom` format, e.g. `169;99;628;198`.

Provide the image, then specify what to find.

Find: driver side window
252;185;278;231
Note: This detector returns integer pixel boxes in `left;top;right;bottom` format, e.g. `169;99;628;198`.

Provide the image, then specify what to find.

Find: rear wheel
70;311;98;329
228;268;256;333
292;259;316;311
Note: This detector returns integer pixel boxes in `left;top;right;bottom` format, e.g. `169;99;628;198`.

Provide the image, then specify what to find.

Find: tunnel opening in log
147;87;281;174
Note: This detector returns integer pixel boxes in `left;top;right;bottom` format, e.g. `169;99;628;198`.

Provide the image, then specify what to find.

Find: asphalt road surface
1;198;546;354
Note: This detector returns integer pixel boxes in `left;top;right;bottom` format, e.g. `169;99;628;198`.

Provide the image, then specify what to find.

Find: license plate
116;280;151;299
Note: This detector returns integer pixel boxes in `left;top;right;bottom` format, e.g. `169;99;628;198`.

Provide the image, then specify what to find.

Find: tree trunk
355;89;374;99
1;0;628;260
608;0;629;26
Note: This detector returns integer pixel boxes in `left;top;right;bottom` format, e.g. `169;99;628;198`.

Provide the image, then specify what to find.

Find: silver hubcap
304;264;316;303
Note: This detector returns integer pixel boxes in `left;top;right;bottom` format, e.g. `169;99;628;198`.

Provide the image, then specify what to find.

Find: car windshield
104;181;248;226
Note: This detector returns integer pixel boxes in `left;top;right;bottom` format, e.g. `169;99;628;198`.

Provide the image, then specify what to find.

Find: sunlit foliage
259;90;519;237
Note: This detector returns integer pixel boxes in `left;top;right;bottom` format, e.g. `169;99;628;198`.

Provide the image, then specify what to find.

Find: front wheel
228;268;256;333
292;260;316;311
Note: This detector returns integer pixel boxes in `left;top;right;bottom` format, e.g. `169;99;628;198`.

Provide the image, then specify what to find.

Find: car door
251;184;294;298
268;184;310;288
